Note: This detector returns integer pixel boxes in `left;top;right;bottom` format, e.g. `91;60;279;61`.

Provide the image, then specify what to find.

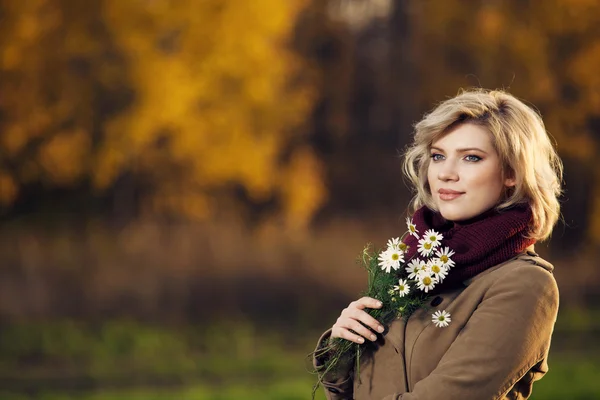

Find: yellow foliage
0;0;322;228
0;0;96;189
1;125;28;155
95;0;318;225
279;147;328;230
38;129;90;186
536;0;600;34
3;0;600;235
477;5;504;38
569;41;600;112
0;172;18;205
1;45;21;70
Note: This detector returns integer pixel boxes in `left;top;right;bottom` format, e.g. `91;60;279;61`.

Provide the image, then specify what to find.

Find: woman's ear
503;168;516;188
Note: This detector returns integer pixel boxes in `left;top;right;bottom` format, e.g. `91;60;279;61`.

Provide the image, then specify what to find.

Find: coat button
430;296;443;307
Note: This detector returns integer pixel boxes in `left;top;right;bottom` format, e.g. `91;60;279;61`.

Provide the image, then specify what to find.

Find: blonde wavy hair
403;88;563;241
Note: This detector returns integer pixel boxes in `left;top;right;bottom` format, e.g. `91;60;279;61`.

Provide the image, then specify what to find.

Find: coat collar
462;245;554;288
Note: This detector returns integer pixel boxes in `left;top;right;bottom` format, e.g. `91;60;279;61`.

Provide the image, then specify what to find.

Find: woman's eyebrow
430;146;488;154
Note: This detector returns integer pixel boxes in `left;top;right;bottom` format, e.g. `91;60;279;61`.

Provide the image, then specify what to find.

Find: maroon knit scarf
403;203;536;293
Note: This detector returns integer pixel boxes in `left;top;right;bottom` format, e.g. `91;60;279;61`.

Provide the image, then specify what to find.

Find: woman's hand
331;296;385;344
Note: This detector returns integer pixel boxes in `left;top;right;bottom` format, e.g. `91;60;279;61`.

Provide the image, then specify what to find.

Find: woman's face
427;123;515;221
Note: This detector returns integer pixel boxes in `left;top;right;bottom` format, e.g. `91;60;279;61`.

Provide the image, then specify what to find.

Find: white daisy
420;259;432;274
405;259;422;279
423;229;443;248
406;216;419;238
435;246;456;268
417;238;434;257
416;271;438;293
378;252;394;273
432;310;451;328
428;259;449;282
377;248;404;273
393;279;410;297
386;237;402;251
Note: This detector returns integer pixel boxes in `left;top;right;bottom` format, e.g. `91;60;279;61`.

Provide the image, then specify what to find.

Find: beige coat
314;250;559;400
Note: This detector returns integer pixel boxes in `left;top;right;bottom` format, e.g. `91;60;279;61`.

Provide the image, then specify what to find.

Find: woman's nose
438;161;459;181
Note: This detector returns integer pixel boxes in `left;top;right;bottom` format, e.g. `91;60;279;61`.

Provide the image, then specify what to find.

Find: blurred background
0;0;599;399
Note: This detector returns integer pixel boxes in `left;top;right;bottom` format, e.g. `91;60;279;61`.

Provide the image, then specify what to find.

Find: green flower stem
310;240;431;399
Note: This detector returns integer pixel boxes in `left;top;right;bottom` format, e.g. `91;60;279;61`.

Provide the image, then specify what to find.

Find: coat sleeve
313;329;355;400
383;262;559;400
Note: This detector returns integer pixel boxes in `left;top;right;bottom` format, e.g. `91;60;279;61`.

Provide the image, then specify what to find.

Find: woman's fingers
345;297;384;333
353;296;383;310
334;326;369;344
348;307;385;334
331;297;385;343
335;314;376;340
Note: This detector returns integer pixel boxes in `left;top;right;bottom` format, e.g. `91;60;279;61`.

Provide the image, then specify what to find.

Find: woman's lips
439;192;463;201
438;189;464;201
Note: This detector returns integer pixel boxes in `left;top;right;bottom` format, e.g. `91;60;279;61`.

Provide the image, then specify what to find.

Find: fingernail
370;334;376;341
377;301;382;307
377;326;384;333
358;337;364;343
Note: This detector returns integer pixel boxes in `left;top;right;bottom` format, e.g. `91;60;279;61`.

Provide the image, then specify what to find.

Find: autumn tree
0;0;325;229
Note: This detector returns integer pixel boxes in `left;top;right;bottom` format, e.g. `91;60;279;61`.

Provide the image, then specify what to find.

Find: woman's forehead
430;123;495;151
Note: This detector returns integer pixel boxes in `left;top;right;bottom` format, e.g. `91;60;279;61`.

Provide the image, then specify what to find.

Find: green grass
0;379;327;400
0;320;598;400
0;356;598;400
530;354;600;400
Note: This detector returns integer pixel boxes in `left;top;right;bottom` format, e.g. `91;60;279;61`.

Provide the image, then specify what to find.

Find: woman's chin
437;207;474;222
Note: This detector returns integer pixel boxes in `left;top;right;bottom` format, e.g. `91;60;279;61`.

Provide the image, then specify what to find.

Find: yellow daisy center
392;253;399;261
438;316;445;321
410;226;415;232
424;242;432;250
423;277;432;285
399;243;408;251
440;255;448;263
432;265;440;273
399;285;405;290
429;235;436;241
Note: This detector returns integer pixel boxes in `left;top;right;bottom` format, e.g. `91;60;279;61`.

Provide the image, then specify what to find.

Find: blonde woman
314;89;562;399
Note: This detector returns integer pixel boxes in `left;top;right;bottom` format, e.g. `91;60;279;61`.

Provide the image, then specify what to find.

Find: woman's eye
430;153;444;161
464;155;482;162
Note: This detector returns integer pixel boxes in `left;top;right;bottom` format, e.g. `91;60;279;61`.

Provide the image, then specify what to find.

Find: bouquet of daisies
311;216;455;397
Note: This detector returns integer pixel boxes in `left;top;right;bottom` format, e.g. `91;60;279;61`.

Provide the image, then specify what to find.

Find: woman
314;88;562;399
